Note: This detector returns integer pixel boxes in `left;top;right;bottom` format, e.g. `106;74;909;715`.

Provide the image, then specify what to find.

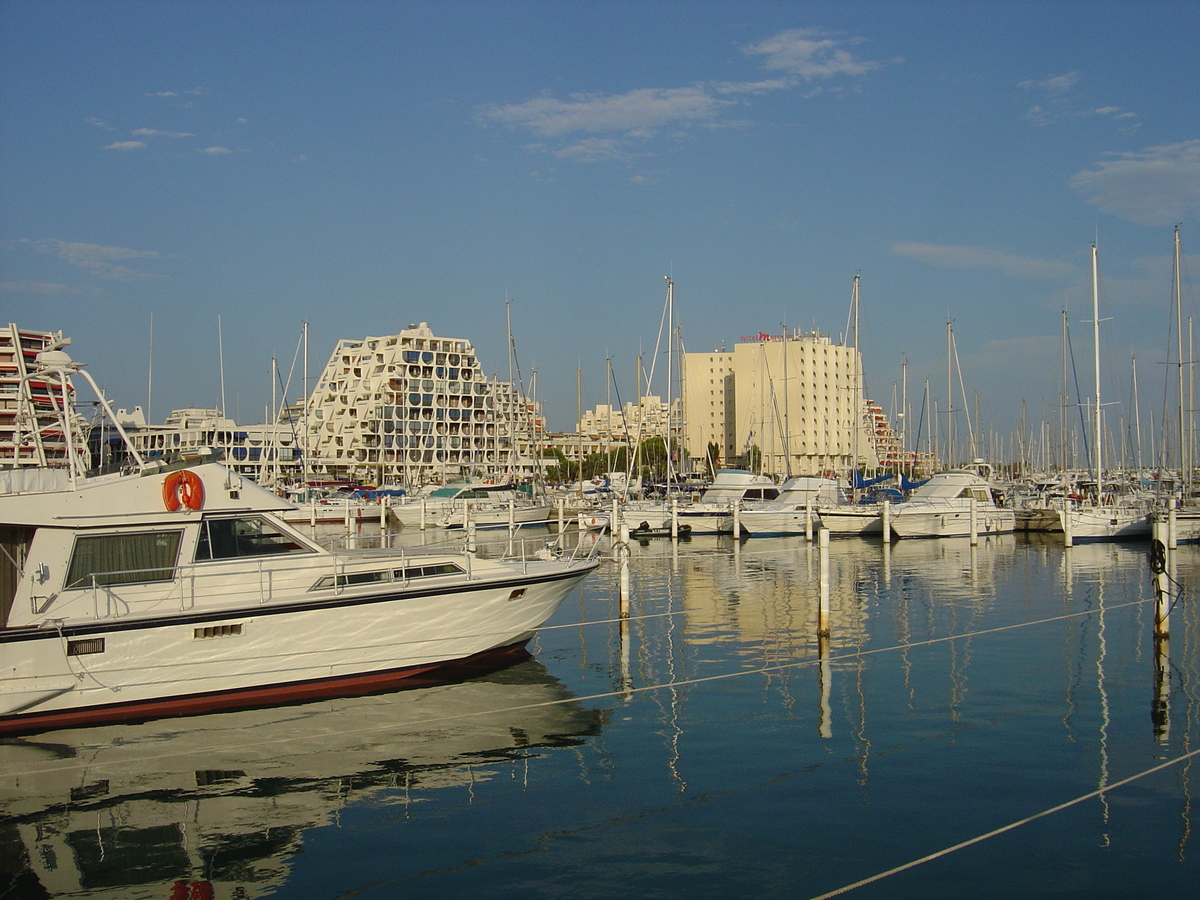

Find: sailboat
1156;226;1200;541
1058;243;1152;542
814;274;892;535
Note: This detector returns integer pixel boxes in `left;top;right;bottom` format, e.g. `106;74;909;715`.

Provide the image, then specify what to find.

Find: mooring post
805;494;814;542
969;496;978;546
818;527;831;638
882;499;891;541
732;499;741;539
1152;519;1170;644
1168;497;1178;550
1062;500;1073;547
671;495;679;540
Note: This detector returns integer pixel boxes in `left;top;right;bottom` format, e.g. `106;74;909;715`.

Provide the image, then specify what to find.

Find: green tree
742;443;762;473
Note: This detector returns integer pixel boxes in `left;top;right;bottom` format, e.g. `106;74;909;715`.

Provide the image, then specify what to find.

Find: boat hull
890;506;1016;539
816;507;885;535
0;561;595;735
1059;505;1151;542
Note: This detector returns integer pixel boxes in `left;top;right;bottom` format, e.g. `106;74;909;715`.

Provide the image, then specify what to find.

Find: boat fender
163;470;205;512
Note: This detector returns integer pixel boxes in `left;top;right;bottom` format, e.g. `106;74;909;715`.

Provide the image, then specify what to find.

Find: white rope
2;597;1153;780
806;746;1200;899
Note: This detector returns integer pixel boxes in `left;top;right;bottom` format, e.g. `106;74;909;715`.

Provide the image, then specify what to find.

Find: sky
2;0;1199;459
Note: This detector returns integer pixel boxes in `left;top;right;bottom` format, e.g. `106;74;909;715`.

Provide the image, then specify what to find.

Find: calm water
3;529;1199;899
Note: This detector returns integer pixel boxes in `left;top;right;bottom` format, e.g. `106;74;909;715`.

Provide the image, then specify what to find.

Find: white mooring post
818;527;831;638
805;494;814;542
671;495;679;540
969;496;978;546
881;500;890;541
732;500;741;539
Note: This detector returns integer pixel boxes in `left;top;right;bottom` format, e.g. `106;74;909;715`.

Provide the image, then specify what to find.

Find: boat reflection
0;655;603;899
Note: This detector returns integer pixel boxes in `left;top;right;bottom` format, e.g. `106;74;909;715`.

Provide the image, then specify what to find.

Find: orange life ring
163;470;205;512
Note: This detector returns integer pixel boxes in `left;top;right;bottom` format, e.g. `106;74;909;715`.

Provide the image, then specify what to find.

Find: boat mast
1092;243;1103;497
665;275;674;485
1176;226;1188;495
577;365;583;501
851;275;860;496
303;321;310;484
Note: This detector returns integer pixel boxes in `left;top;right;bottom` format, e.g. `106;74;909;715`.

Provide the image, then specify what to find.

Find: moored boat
889;466;1015;539
0;349;598;735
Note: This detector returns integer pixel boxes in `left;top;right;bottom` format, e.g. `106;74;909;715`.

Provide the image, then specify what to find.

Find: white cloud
478;27;884;164
24;238;163;282
891;242;1075;279
198;145;232;155
0;281;80;295
711;78;795;96
1018;71;1080;95
742;28;883;80
552;138;628;163
1071;140;1200;227
146;91;178;98
132;128;195;139
482;86;729;139
104;140;146;151
1018;70;1137;130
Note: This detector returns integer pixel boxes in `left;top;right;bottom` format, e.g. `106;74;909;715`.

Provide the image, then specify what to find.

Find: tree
742;443;762;473
706;441;721;476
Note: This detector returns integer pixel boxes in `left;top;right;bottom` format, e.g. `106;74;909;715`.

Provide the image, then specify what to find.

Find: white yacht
889;468;1015;539
737;475;840;536
0;349;598;734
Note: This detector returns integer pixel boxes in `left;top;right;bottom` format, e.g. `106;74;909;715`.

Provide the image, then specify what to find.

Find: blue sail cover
900;473;929;492
851;471;896;489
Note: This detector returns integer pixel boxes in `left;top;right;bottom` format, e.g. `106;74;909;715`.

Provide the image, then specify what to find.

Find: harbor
2;523;1198;898
3;4;1199;897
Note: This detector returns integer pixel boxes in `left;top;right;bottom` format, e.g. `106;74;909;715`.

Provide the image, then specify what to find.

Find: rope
2;597;1154;781
806;746;1200;900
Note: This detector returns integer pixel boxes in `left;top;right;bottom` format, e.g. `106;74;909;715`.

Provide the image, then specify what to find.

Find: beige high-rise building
682;327;896;478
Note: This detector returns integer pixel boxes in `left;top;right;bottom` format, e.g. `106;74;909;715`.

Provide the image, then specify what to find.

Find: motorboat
623;468;779;536
389;481;551;529
738;475;840;536
888;466;1016;539
0;349;599;734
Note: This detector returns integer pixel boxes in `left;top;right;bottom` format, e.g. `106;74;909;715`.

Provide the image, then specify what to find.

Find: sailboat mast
851;275;860;494
665;276;674;483
1176;226;1187;494
1092;243;1102;496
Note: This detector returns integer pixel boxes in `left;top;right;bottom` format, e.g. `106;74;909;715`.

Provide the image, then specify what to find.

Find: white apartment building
304;323;544;485
682;328;895;478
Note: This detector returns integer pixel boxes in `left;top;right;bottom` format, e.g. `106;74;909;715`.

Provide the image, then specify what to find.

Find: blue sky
2;0;1199;457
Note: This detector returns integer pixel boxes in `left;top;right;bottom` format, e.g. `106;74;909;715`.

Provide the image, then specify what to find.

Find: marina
2;523;1197;898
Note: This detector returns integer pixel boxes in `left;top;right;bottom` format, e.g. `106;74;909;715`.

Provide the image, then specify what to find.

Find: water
3;530;1199;899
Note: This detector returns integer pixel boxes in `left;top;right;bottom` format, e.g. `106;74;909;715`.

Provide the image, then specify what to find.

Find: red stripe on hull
0;641;532;736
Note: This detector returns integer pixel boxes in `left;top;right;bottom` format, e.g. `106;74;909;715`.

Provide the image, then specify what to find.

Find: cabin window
65;531;183;589
196;517;307;561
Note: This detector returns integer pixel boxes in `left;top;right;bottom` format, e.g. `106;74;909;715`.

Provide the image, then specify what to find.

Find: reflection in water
0;656;603;898
8;530;1196;897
